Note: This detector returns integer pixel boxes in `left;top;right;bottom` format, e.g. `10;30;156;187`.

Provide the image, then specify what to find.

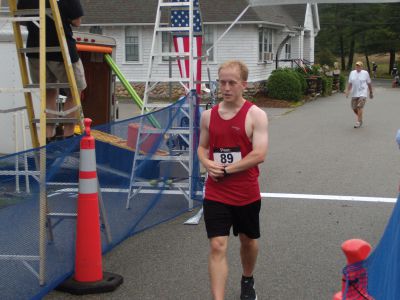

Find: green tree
316;3;400;73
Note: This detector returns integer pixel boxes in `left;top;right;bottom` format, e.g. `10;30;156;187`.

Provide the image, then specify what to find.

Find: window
203;25;214;62
125;26;140;62
161;32;173;62
258;27;273;62
1;1;8;11
285;41;291;59
89;26;103;35
160;25;214;63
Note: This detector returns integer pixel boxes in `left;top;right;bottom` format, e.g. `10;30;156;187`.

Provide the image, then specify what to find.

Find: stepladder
126;0;203;213
6;0;85;148
0;0;111;287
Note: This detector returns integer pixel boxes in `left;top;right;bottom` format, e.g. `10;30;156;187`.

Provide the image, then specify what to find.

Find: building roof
80;0;306;28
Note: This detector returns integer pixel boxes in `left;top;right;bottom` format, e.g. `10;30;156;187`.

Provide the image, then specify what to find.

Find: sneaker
240;276;257;300
354;122;361;128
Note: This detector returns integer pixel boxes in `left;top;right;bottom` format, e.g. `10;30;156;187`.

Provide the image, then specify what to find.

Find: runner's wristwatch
223;166;229;177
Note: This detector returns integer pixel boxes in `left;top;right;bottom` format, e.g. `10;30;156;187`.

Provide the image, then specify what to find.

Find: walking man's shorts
203;199;261;239
351;97;366;109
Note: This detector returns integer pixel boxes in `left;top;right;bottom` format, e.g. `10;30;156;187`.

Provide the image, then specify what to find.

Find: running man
345;61;373;128
198;60;268;300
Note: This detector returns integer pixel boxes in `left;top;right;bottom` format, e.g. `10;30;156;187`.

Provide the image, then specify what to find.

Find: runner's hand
204;160;224;181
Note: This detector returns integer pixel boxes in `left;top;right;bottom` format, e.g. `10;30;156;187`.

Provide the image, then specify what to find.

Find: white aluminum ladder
126;0;201;212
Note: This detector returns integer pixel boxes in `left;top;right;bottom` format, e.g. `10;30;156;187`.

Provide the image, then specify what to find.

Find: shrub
321;75;333;96
339;74;346;92
271;67;307;94
295;66;307;75
310;64;322;76
294;70;308;94
267;69;302;101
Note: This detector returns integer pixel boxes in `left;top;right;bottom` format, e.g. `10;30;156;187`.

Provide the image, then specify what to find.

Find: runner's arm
346;83;352;98
368;83;373;98
224;107;268;175
197;110;224;180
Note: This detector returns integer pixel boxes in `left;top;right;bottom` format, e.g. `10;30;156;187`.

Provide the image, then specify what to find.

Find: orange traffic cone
333;239;374;300
58;118;123;295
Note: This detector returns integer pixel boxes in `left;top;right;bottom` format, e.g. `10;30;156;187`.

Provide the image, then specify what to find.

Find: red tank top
204;100;260;206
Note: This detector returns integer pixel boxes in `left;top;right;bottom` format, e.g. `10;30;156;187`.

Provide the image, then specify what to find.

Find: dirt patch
251;95;296;108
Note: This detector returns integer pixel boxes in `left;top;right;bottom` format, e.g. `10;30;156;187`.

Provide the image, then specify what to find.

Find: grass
330;53;399;79
353;53;399;79
290;100;306;107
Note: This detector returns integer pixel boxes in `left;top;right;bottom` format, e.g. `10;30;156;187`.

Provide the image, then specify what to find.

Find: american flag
171;0;202;94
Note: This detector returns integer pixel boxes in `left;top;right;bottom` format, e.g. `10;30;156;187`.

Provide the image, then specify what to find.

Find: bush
310;64;322;76
321;75;333;96
267;69;302;101
294;70;308;94
295;66;307;75
339;74;346;92
272;68;307;94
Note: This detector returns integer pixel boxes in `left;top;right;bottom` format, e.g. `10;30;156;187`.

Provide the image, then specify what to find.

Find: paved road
47;79;400;300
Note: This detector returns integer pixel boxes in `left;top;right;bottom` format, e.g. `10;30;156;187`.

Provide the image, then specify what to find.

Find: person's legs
48;59;87;137
353;108;362;128
357;108;363;124
239;234;259;300
234;201;261;276
351;98;358;123
209;236;229;300
239;234;259;277
45;89;58;138
63;59;87;136
232;200;260;300
203;199;233;300
356;98;366;127
351;98;365;128
28;58;59;139
62;98;77;137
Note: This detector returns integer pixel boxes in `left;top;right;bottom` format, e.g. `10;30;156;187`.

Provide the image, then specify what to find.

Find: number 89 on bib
213;147;242;165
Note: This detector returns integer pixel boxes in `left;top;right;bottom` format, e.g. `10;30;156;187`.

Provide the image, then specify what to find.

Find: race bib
213;147;242;165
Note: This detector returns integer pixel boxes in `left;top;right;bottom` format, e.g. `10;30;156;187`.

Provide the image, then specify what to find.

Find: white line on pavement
261;193;397;203
48;187;397;203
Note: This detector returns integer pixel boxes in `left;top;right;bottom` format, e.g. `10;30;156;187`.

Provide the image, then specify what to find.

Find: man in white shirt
345;61;373;128
396;129;400;149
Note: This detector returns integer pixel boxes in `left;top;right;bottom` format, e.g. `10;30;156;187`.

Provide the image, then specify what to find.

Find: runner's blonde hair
218;60;249;81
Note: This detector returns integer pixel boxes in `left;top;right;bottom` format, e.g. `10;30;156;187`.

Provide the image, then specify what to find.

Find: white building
79;0;320;84
0;0;320;153
0;3;35;154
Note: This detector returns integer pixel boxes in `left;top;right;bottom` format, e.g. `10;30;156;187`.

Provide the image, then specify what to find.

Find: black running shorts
203;199;261;239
